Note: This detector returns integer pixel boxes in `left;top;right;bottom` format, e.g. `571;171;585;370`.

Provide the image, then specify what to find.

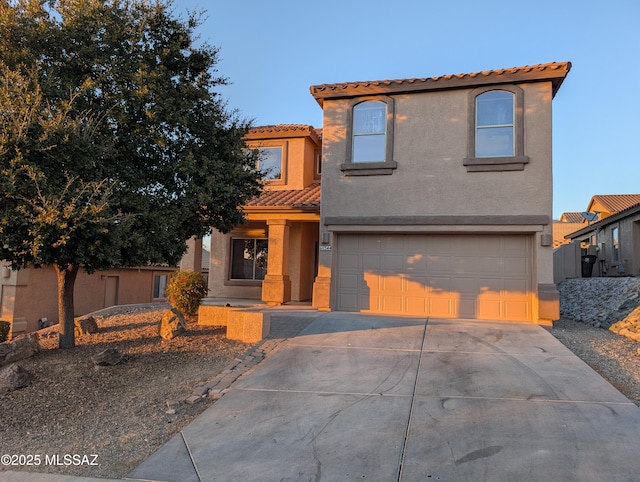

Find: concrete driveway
125;312;640;481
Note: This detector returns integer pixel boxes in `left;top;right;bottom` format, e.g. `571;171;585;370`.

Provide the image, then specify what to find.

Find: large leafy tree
0;0;262;348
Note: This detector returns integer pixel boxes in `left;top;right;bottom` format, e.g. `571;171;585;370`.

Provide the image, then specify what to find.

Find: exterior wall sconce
2;266;10;278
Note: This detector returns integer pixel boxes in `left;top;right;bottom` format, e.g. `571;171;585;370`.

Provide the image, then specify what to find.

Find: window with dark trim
259;147;283;180
230;238;268;281
341;96;397;176
153;274;168;299
464;86;529;172
612;226;619;262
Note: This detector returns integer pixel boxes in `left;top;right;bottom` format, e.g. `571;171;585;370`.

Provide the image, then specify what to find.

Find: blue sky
173;0;639;219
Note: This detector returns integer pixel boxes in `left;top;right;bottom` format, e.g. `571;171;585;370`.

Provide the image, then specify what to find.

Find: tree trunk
54;263;79;349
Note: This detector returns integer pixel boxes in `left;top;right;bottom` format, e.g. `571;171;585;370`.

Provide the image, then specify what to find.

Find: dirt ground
0;304;249;479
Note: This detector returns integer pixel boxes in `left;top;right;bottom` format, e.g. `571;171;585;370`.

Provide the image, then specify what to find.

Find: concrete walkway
4;312;640;481
127;313;640;481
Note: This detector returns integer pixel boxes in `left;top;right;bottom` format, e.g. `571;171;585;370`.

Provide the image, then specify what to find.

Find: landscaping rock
0;333;41;365
0;363;33;391
75;316;99;337
92;348;123;366
159;308;186;340
558;277;640;342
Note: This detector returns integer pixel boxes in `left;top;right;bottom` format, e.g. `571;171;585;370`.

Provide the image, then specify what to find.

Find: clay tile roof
559;212;583;223
310;61;571;105
245;183;321;210
246;124;321;144
589;194;640;213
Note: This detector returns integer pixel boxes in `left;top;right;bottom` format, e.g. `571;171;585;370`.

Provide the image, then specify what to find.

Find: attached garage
335;234;533;321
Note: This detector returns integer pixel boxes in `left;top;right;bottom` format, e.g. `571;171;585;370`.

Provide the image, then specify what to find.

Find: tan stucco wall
1;266;168;334
208;220;319;303
248;136;319;191
315;81;558;322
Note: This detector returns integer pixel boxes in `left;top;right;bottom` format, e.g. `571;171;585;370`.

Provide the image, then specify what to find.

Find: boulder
92;348;123;366
0;333;41;365
74;316;99;337
159;308;186;340
0;363;33;392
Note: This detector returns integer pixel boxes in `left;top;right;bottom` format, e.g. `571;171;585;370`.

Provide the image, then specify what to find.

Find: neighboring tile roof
559;212;583;223
588;194;640;214
246;124;321;144
310;61;571;105
566;200;640;239
245;183;321;210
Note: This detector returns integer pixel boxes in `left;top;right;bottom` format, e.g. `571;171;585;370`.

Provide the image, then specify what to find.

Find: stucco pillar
261;220;291;305
312;233;332;311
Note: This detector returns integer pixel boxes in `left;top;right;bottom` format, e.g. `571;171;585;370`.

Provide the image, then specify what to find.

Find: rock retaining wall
558;277;640;341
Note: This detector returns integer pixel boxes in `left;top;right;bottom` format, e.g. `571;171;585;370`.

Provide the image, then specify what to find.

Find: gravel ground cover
0;304;639;479
0;304;249;479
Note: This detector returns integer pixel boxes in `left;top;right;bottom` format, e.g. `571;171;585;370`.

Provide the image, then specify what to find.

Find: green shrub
164;270;209;317
0;320;10;343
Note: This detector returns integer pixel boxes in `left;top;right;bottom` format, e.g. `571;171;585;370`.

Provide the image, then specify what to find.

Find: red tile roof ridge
310;61;571;94
249;124;319;134
590;194;640;213
245;183;321;209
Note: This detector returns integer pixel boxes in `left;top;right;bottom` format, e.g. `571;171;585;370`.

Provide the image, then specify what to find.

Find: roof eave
310;62;572;106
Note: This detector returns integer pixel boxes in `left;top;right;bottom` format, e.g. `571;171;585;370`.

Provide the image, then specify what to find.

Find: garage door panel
381;295;404;313
505;301;529;320
503;236;530;255
503;278;529;293
362;254;381;269
381;254;404;271
429;297;456;317
427;256;452;273
337;273;360;290
478;299;502;319
380;274;403;291
477;278;504;293
338;254;359;270
428;276;451;292
406;254;428;271
504;258;529;275
406;277;428;293
335;234;532;321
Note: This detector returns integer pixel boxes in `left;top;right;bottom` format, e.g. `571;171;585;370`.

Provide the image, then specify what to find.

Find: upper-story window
464;86;529;172
342;97;397;176
352;101;386;163
475;90;514;157
259;147;282;180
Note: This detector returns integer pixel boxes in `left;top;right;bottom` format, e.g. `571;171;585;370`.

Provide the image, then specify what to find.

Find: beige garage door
335;234;532;321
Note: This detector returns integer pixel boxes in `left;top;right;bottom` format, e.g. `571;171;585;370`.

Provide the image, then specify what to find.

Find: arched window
464;85;529;172
475;90;514;157
352;101;387;163
341;97;397;175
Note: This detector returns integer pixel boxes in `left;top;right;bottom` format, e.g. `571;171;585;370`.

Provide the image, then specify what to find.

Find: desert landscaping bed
0;304;250;479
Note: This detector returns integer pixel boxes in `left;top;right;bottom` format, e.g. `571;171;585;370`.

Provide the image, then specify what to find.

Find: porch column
261;219;291;304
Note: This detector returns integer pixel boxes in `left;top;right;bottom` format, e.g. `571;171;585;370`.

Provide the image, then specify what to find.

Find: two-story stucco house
309;61;570;324
209;61;571;326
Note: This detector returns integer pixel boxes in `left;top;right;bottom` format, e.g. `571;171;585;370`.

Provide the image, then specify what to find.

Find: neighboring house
584;194;640;223
307;61;571;325
563;199;640;278
207;125;322;304
0;238;204;336
553;212;583;248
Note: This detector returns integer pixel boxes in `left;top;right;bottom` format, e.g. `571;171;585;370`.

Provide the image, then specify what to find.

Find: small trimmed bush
164;270;209;317
0;320;10;343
